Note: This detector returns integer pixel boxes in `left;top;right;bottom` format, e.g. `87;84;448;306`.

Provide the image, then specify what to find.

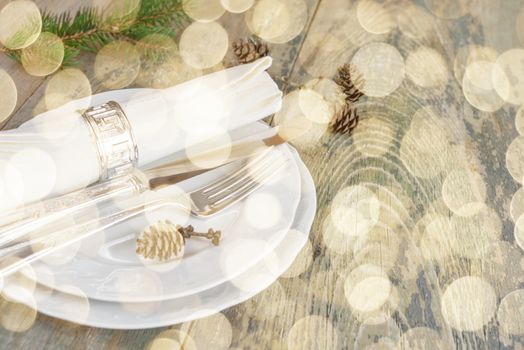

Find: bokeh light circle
0;70;17;123
493;49;524;105
95;40;141;89
406;47;448;88
220;0;254;13
351;42;405;97
179;21;229;69
497;289;524;336
183;0;225;22
0;0;42;49
245;0;307;44
441;276;497;331
45;68;92;111
21;32;64;76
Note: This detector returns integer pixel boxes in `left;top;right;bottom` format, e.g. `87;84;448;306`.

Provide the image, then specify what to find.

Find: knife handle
0;170;148;248
0;197;187;279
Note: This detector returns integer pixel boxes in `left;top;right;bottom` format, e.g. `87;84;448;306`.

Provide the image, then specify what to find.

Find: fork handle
0;170;148;248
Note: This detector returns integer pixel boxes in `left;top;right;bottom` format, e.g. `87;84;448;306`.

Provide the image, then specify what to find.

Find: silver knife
0;125;294;247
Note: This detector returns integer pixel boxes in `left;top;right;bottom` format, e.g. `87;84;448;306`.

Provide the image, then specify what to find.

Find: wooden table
1;0;524;348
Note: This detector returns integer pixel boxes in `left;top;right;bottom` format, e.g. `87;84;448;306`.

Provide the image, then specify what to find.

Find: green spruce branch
1;0;189;68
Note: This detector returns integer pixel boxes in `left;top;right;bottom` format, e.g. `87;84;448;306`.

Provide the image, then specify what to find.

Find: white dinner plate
27;120;301;303
6;146;316;329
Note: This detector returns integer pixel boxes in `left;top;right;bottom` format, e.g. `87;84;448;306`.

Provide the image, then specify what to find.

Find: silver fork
0;148;288;277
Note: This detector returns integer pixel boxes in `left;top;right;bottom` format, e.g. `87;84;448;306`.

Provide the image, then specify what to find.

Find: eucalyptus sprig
1;0;189;69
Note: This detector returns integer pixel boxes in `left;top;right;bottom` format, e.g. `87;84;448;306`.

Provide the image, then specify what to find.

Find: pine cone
136;220;185;263
232;37;269;64
335;63;365;103
331;104;359;135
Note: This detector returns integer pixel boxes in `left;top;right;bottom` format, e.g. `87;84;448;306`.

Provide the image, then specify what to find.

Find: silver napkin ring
82;101;139;181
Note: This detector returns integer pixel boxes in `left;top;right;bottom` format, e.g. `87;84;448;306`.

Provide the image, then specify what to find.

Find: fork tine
209;155;287;207
206;152;277;200
201;147;275;195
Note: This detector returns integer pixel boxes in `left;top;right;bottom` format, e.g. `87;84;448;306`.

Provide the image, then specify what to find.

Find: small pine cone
335;63;365;103
331;104;359;135
232;37;269;64
136;220;185;263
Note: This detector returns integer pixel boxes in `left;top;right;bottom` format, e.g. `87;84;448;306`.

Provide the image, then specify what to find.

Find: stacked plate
2;91;317;329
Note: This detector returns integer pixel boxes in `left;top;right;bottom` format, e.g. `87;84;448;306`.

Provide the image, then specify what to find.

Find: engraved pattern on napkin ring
82;101;139;181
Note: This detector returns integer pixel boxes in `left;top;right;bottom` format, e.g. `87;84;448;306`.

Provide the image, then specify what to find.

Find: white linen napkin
0;57;281;211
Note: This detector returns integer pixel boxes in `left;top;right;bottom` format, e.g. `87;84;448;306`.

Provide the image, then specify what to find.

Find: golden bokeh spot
220;0;254;13
0;70;17;123
515;106;524;136
510;187;524;222
424;0;477;19
497;289;524;336
298;88;332;124
352;225;400;272
353;316;401;348
180;312;233;350
441;276;497;331
134;34;199;89
148;329;197;350
453;45;498;86
449;206;501;259
183;0;225;22
94;40;141;89
304;78;346;114
0;0;42;50
0;257;36;302
346;276;391;313
136;33;178;60
462;61;505;112
94;0;141;32
45;68;92;111
179;21;229;69
245;0;307;44
493;49;524;105
21;32;64;77
0;160;25;211
442;169;486;216
330;185;380;237
274;91;325;150
405;47;448;88
419;215;455;263
399;327;449;350
229;247;280;292
244;192;282;229
514;213;524;252
281;236;312;278
351;42;405;97
287;315;339;350
506;136;524;184
356;0;395;35
321;213;358;255
0;296;37;332
185;129;232;169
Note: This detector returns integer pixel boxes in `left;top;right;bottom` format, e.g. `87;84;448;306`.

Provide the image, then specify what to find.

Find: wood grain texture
2;0;524;349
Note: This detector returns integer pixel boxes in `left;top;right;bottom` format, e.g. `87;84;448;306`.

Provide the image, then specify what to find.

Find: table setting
0;55;317;330
2;0;524;348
